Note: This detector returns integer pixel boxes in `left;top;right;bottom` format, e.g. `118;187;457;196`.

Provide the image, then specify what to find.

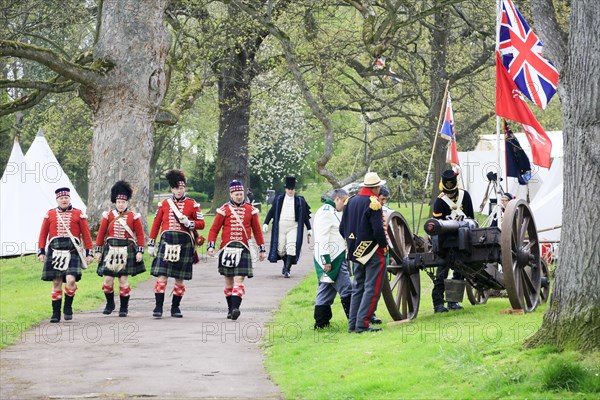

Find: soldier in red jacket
38;187;94;323
95;181;146;317
148;170;205;318
207;180;266;320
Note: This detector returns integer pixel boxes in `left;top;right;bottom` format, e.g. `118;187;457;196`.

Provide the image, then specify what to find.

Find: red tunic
96;210;145;251
38;207;93;253
149;196;205;240
208;202;265;249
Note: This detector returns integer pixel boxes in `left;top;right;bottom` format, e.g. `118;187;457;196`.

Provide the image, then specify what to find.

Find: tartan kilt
97;238;146;277
41;237;84;282
151;231;195;280
218;242;254;278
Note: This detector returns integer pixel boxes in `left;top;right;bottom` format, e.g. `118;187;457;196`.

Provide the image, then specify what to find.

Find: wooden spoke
382;212;421;321
501;200;541;312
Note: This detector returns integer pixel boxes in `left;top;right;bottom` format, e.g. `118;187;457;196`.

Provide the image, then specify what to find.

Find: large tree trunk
86;0;170;231
212;70;251;210
526;0;600;352
427;9;450;204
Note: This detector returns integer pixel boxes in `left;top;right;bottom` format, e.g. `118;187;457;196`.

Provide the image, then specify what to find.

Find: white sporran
51;249;71;271
163;243;182;262
219;246;243;268
105;245;128;273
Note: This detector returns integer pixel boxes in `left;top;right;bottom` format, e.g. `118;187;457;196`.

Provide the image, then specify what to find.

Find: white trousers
277;219;298;257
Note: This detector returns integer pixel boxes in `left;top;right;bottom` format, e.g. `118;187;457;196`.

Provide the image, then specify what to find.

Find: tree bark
86;0;170;231
427;9;450;204
526;0;600;352
212;65;252;209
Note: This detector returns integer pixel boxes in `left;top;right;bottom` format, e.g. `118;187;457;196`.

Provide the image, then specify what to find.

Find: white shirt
280;194;296;222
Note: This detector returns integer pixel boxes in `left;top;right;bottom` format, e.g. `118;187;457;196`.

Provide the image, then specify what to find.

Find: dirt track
0;247;314;399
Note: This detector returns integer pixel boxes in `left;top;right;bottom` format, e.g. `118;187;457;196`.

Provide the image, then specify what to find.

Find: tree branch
0;79;77;92
0;40;110;85
0;90;50;117
530;0;568;72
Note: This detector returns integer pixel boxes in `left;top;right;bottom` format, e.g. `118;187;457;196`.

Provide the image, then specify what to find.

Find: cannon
382;199;548;321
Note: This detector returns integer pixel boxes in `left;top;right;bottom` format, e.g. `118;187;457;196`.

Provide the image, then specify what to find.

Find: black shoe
226;296;232;319
447;302;464;310
369;315;383;325
171;307;183;318
50;299;61;323
119;295;129;317
153;292;164;318
356;327;382;334
434;304;449;313
171;295;183;318
284;271;290;278
63;295;74;320
103;293;115;315
231;296;242;320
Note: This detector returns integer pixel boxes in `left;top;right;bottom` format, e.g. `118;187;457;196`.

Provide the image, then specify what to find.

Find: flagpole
417;80;449;236
424;79;450;190
495;0;505;193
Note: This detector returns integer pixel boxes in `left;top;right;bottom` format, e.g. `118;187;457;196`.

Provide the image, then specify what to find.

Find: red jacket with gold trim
38;207;93;255
95;209;145;253
207;201;265;251
149;196;205;241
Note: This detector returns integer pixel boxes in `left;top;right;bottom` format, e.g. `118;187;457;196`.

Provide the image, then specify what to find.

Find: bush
186;191;209;202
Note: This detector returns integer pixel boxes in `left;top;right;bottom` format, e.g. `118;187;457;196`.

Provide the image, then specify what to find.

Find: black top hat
166;169;186;188
111;180;133;202
284;176;296;189
439;169;458;194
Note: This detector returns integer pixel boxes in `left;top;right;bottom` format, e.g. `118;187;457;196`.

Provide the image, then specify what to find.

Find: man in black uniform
339;172;389;333
431;169;474;313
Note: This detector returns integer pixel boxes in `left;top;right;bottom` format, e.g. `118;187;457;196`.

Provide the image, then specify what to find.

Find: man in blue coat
263;176;312;278
339;172;389;333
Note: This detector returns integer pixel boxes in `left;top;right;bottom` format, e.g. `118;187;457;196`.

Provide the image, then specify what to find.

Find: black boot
226;296;232;319
314;305;332;329
103;292;115;315
171;295;183;318
153;293;164;318
231;296;242;320
63;295;74;321
284;255;293;278
50;299;61;323
119;296;130;317
340;295;352;320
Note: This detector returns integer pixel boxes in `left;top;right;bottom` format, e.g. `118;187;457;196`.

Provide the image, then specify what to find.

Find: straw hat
360;172;386;187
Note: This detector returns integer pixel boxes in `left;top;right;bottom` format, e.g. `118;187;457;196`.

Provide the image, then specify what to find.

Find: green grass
263;273;600;399
0;253;153;348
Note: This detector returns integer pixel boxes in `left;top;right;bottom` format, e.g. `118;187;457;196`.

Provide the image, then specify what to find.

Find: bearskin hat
166;169;186;188
111;180;133;203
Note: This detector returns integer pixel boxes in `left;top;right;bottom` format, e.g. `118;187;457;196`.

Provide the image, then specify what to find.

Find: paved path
1;245;314;399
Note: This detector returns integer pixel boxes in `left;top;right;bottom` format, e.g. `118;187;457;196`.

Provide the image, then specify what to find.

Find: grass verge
263;273;600;399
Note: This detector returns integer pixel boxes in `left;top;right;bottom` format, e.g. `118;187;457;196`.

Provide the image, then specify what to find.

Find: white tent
0;138;49;256
457;150;550;215
457;130;563;241
530;157;563;242
24;128;86;211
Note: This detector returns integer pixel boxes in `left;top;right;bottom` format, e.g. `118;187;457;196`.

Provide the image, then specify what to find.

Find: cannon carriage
382;199;550;321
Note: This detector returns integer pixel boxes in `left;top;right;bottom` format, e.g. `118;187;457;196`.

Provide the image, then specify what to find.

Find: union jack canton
498;0;559;109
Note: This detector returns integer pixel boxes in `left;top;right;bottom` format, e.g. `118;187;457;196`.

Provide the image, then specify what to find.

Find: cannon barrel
423;218;479;235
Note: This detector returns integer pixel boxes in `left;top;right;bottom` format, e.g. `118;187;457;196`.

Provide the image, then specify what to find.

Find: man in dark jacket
339;172;389;333
431;169;474;313
263;176;312;278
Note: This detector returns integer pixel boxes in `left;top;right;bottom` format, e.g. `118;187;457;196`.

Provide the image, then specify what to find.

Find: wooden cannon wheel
540;259;550;304
381;211;421;321
465;282;490;305
500;199;542;312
